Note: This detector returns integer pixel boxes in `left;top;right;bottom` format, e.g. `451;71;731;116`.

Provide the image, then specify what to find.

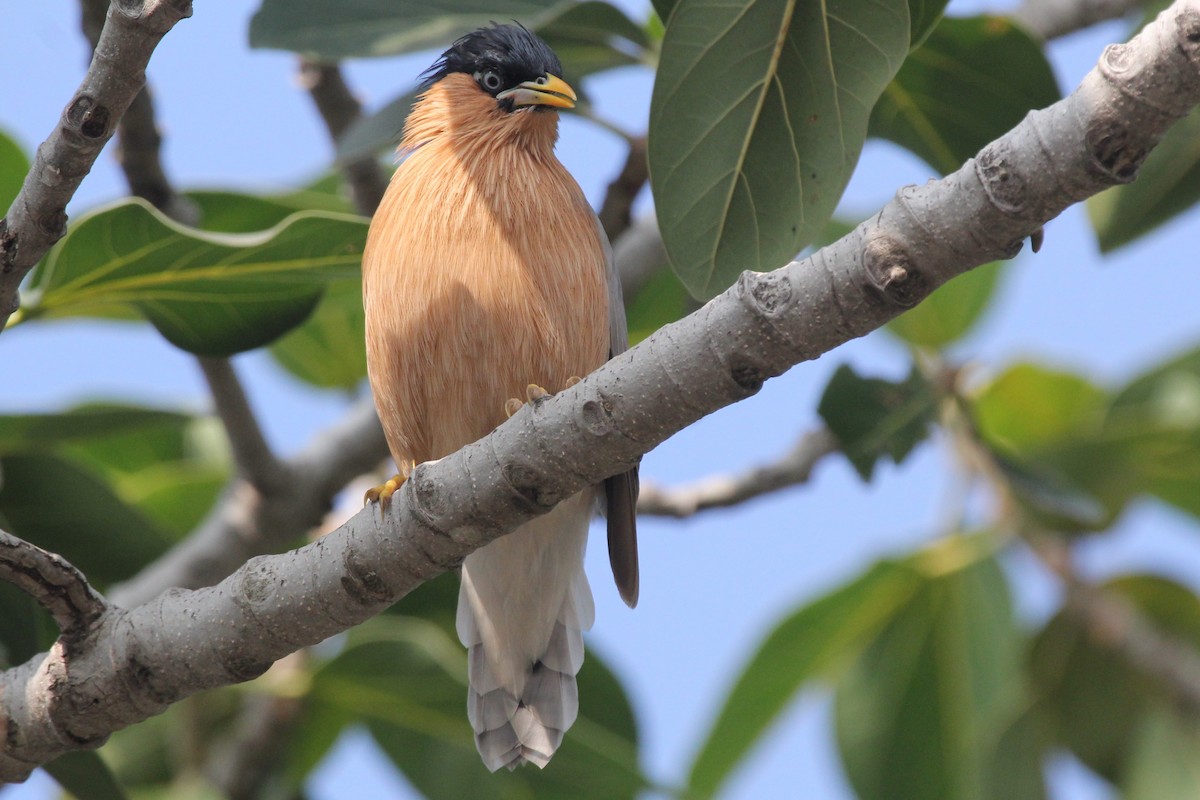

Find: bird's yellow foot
504;380;581;417
364;459;416;514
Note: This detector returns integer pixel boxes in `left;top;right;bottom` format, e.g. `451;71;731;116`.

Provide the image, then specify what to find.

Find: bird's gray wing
598;219;640;608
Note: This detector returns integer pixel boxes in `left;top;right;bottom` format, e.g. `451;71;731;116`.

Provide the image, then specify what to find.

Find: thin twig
196;357;286;493
0;0;193;327
0;529;107;641
298;59;389;216
598;136;649;243
638;428;838;517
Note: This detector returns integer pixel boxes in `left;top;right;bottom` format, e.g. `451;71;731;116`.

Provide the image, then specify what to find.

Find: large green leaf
649;0;909;299
269;278;368;390
624;266;689;346
0;405;230;537
0;128;29;212
817;364;937;480
887;260;1004;348
973;363;1108;453
0;453;176;589
185;187;354;234
18;198;366;356
908;0;951;49
685;559;924;798
835;538;1032;800
312;617;642;799
44;751;129;800
336;91;418;166
1088;107;1200;252
1031;574;1200;783
250;0;571;60
870;16;1060;175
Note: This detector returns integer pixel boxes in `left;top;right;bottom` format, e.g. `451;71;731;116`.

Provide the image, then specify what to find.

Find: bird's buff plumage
361;25;638;771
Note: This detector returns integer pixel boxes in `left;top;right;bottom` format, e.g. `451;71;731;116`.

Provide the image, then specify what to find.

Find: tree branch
0;0;192;329
638;428;838;517
298;59;389;216
4;0;1200;779
0;529;106;642
196;357;286;493
598;136;649;243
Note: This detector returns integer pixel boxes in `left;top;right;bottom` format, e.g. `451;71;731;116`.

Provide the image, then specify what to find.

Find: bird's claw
505;379;583;417
364;461;416;516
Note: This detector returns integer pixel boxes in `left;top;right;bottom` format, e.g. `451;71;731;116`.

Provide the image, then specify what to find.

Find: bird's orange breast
362;102;608;469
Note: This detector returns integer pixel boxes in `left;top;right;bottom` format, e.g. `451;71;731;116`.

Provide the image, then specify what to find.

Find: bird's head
424;23;577;113
402;24;576;153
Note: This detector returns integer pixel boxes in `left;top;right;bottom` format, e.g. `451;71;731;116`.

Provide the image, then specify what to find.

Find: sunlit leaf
20;198;366;356
186;187;355;234
870;16;1060;174
835;538;1030;800
649;0;909;298
1123;706;1200;800
685;559;924;798
818;364;936;480
887;260;1004;348
973;363;1108;453
1088;108;1200;252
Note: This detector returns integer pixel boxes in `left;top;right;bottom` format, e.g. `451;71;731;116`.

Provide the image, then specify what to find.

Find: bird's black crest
422;23;564;97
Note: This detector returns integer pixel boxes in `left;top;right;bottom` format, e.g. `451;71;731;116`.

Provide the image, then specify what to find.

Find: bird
360;23;639;772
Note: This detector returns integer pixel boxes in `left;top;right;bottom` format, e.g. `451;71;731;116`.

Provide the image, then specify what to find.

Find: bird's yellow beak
497;73;577;109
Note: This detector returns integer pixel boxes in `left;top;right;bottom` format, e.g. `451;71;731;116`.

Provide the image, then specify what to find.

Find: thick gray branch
0;530;106;642
638;428;838;517
0;0;192;328
4;0;1200;780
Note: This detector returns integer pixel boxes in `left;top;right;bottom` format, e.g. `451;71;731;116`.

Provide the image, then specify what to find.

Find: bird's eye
535;75;548;85
475;70;503;93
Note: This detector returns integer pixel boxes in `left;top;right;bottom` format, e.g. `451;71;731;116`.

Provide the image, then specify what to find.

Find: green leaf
0;582;45;668
685;559;925;798
313;616;642;799
624;266;689;345
870;16;1060;175
817;364;937;480
1031;574;1200;783
185;187;355;234
0;404;230;537
835;539;1029;800
0;453;177;589
44;751;129;800
1123;706;1200;800
887;260;1004;348
538;1;651;77
908;0;950;49
249;0;573;60
649;0;910;299
0;128;30;212
1088;107;1200;252
973;363;1108;453
20;198;366;356
269;278;368;390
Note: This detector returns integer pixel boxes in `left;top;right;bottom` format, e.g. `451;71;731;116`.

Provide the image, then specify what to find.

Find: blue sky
4;1;1200;798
